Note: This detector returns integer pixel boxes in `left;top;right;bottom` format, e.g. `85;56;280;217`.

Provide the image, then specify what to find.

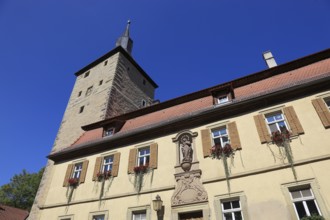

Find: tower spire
116;20;133;54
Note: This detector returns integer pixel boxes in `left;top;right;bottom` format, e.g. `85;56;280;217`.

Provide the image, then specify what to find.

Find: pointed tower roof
116;20;133;55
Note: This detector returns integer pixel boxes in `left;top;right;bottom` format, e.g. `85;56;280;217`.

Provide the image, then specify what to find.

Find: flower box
210;143;233;159
271;127;291;146
68;178;79;187
133;164;149;174
97;171;112;181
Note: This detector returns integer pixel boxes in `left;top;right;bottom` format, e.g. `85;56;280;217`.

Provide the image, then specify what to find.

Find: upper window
221;199;243;220
265;111;288;133
132;211;146;220
86;86;93;96
84;71;90;78
217;96;229;105
104;128;115;137
212;127;229;147
290;187;322;219
72;163;83;179
102;156;113;172
138;147;150;166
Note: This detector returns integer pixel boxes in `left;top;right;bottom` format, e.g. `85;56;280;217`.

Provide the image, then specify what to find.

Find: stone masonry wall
106;53;155;118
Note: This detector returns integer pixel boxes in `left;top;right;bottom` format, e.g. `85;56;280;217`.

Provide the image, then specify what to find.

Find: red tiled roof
235;59;330;99
0;205;29;220
71;128;103;146
50;50;330;156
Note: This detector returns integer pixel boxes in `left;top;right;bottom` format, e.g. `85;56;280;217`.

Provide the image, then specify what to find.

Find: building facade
30;24;330;220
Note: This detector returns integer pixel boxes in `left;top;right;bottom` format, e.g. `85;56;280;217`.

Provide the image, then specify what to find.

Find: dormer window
211;84;235;106
217;96;229;105
104;128;115;137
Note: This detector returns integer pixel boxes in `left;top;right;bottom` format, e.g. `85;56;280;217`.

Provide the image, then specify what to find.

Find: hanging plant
96;171;112;200
271;127;297;181
66;178;78;204
210;143;235;193
133;164;149;193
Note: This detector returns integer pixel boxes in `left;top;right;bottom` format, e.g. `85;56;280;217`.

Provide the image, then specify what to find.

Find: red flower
210;143;233;159
134;164;149;174
68;178;79;186
271;127;291;145
97;171;112;180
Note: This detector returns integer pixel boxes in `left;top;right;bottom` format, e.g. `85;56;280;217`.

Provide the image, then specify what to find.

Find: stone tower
29;21;158;219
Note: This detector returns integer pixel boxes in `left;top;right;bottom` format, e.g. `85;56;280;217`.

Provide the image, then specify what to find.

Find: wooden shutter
227;121;242;150
79;160;89;184
312;98;330;128
92;157;103;181
201;129;212;157
112;153;121;177
254;114;271;143
283;106;304;136
149;143;158;169
63;164;73;187
128;148;137;174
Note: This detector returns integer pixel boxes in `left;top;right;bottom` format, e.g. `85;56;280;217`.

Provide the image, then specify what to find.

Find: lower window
92;215;105;220
132;211;146;220
221;199;243;220
290;187;322;219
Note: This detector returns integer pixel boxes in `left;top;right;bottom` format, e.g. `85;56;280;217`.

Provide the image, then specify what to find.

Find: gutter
48;73;330;162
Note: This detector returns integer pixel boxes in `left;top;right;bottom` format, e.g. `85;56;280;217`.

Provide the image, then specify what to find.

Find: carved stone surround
171;169;208;206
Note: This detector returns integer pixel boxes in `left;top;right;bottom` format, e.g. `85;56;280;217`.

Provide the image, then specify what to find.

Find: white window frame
217;96;229;105
58;214;74;220
290;187;322;219
104;128;115;137
132;210;147;220
92;215;105;220
88;211;108;220
102;155;114;172
72;163;82;179
281;179;329;220
137;147;150;166
265;111;288;133
127;205;151;220
221;199;244;220
214;192;248;220
212;127;230;147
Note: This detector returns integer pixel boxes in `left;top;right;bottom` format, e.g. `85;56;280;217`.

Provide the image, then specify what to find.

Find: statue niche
179;133;193;172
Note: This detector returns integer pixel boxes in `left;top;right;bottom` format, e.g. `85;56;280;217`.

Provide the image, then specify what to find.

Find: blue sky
0;1;329;186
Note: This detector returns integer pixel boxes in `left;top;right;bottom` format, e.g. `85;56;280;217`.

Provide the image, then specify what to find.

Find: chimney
263;51;277;68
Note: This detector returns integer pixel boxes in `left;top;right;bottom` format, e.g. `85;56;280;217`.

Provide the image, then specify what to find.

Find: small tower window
78;91;82;97
79;106;84;114
104;60;108;66
142;79;146;85
86;86;93;96
142;99;147;107
84;71;90;78
99;80;103;86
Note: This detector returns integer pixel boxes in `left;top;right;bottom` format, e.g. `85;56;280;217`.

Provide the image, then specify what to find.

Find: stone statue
181;136;193;163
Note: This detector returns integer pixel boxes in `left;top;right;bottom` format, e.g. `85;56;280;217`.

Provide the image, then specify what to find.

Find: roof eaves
74;46;158;88
48;73;330;162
